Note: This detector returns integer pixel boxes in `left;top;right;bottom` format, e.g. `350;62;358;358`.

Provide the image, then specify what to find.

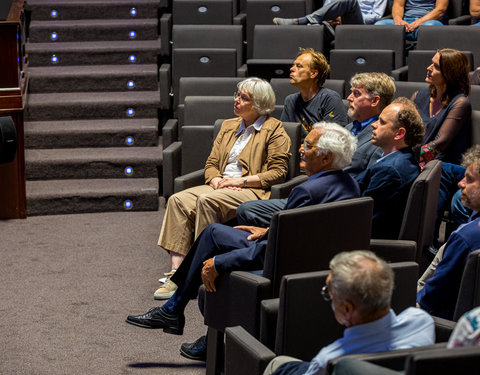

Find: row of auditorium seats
160;24;480;111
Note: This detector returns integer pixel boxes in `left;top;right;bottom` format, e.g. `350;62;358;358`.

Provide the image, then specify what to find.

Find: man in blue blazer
355;97;425;239
236;72;395;228
126;122;361;337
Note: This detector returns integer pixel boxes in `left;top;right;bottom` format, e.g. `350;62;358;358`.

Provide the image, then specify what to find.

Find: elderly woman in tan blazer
155;77;291;299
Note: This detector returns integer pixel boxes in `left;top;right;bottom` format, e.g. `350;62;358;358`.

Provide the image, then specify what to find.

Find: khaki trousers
158;185;259;256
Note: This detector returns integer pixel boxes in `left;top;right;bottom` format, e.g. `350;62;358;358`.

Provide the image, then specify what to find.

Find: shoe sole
125;319;183;335
154;292;175;300
179;348;206;362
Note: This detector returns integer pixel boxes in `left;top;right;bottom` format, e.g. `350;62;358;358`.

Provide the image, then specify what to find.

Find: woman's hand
209;177;222;190
217;177;244;189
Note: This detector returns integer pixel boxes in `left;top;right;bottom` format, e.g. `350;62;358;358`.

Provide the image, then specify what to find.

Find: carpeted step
25;118;159;148
26;39;163;66
25;0;168;21
25;144;162;180
28;18;159;43
26;178;159;216
28;65;159;93
25;91;161;121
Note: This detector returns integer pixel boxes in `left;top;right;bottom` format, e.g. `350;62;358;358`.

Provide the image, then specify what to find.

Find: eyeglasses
303;141;317;151
321;285;331;302
234;91;251;102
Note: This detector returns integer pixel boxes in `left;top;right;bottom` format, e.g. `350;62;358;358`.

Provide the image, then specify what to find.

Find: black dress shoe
126;307;185;335
180;335;207;361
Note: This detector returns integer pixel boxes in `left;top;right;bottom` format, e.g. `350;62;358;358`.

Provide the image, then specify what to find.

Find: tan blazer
204;116;291;200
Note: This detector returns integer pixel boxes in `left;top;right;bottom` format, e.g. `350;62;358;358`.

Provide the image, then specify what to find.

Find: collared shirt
304;308;434;375
223;116;266;178
350;115;378;137
448;306;480;348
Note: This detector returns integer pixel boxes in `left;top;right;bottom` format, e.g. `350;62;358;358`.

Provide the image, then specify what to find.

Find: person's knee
236;201;256;224
374;19;394;25
423;20;444;26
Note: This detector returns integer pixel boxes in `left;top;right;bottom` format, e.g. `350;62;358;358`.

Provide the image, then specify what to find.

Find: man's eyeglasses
321;285;331;302
234;91;251;102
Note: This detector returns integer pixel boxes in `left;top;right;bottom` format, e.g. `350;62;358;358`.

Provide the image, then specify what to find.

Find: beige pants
263;356;301;375
158;185;259;256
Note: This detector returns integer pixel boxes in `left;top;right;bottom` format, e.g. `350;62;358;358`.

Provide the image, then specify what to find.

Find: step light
127;108;135;117
50;10;58;18
50;32;58;40
51;54;58;64
124;166;134;176
130;8;137;16
129;31;136;39
129;55;136;63
127;80;135;89
125;136;135;145
124;200;133;210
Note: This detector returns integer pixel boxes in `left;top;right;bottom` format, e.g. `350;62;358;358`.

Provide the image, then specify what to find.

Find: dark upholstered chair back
453;249;480;321
334;25;405;69
264;197;373;293
398;160;442;266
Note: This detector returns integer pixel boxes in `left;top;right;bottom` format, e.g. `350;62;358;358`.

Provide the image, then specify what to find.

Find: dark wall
0;0;13;20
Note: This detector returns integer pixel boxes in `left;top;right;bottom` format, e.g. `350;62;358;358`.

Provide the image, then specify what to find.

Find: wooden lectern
0;0;27;219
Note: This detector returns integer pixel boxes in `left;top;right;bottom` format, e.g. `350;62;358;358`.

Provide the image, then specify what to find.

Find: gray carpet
0;200;206;374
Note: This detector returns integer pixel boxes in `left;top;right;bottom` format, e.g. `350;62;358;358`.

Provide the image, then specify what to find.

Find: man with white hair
263;251;434;375
126;123;361;352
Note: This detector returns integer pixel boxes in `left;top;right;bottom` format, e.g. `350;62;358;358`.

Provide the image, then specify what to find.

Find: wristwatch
243;177;247;187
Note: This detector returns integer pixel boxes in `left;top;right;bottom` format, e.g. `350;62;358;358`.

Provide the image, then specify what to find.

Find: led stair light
124;200;133;210
127;80;135;89
125;136;135;145
124;166;134;176
127;108;135;117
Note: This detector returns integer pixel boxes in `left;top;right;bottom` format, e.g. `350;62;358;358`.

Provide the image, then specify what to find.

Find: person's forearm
392;1;405;22
415;6;447;25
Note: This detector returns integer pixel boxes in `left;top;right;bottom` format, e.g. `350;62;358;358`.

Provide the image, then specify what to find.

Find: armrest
433;316;456;343
159;63;171;110
159;13;172;56
270;175;308;199
391;65;408;81
162;118;178;149
162;141;182;199
260;298;279;350
448;15;471;25
237;63;248;77
225;325;276;375
370;239;417;263
173;169;204;193
204;271;272;336
325;343;446;374
233;12;246;27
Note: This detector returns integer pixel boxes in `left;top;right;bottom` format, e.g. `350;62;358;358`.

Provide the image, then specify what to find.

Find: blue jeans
305;0;364;25
374;17;444;40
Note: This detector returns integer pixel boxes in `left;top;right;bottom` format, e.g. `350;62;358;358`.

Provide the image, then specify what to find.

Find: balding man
263;250;434;375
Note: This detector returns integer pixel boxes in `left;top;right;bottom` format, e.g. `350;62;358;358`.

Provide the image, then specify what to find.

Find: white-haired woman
155;78;291;299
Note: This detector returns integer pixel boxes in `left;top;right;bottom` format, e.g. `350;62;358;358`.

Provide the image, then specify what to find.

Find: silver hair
329;250;394;316
312;122;358;169
237;77;276;115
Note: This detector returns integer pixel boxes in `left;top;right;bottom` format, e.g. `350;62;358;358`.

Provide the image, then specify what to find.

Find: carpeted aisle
0;201;206;374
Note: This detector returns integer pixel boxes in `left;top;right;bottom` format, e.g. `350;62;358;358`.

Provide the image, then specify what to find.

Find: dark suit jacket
214;169;360;273
343;122;383;178
355;147;420;240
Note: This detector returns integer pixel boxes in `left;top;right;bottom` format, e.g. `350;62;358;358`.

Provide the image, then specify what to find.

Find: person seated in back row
273;0;387;26
375;0;448;40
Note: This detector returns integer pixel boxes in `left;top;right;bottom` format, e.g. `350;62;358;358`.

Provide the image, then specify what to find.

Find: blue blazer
214;169;360;273
355;147;420;239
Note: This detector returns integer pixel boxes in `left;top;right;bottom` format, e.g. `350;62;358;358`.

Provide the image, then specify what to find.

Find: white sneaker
154;280;178;300
158;270;176;284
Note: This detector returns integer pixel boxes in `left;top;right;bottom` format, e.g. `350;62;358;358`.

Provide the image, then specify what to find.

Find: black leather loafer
126;307;185;335
180;335;207;361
